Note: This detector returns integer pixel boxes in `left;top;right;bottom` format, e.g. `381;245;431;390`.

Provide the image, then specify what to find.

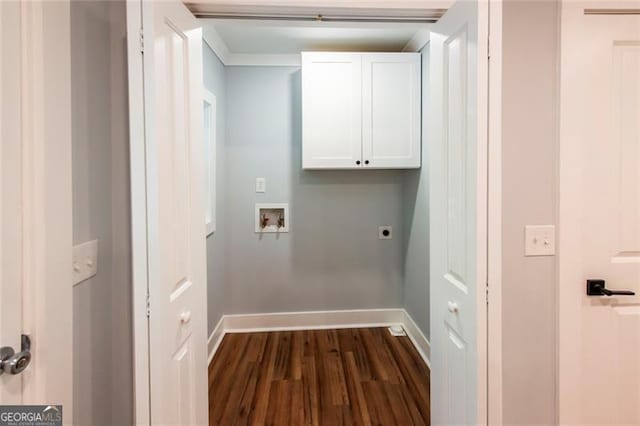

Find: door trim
126;1;150;424
584;8;640;15
487;0;503;424
477;2;490;423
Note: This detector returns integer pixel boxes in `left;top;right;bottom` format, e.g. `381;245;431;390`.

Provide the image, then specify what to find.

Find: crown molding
402;27;430;52
202;24;231;64
225;53;301;66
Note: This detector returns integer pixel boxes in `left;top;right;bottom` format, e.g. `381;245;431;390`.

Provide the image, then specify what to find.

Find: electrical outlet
378;226;392;240
72;239;98;286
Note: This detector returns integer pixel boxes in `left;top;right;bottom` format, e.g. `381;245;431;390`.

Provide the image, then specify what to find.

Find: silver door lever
0;334;32;375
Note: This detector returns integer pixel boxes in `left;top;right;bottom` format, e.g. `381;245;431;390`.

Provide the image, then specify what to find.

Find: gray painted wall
71;1;133;425
203;44;227;334
403;46;430;338
501;1;558;423
222;66;405;314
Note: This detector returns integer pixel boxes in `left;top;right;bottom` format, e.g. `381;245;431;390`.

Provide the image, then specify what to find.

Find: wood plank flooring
208;327;430;426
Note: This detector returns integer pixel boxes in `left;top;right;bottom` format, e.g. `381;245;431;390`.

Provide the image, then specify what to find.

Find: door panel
430;1;487;424
612;43;640;261
174;339;196;425
444;27;468;291
362;53;421;168
302;53;363;169
559;4;640;424
143;1;208;424
444;326;467;425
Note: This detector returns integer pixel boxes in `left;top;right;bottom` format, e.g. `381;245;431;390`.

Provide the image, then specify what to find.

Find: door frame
487;1;503;424
126;1;151;424
3;0;74;419
127;1;504;424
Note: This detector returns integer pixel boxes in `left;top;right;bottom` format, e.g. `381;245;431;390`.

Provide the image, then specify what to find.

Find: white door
1;0;73;420
559;3;640;424
1;0;24;405
429;0;488;424
362;53;421;169
136;1;208;424
302;52;363;169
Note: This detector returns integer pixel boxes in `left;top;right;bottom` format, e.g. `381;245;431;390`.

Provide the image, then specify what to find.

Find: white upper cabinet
362;54;421;168
302;52;421;170
302;53;363;169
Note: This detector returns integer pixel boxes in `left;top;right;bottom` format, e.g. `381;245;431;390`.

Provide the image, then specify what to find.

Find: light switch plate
72;239;98;286
525;225;555;256
255;177;266;193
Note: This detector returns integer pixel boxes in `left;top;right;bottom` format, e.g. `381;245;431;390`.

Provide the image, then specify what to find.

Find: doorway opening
126;1;495;424
200;16;432;425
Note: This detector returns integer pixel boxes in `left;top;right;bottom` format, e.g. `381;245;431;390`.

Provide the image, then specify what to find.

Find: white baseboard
207;308;431;368
207;316;226;365
401;309;431;368
224;308;405;333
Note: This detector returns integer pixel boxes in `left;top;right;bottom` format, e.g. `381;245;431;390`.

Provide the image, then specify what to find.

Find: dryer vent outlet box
255;203;289;233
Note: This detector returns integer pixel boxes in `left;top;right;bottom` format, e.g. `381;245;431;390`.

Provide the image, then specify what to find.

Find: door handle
0;334;32;375
587;279;636;296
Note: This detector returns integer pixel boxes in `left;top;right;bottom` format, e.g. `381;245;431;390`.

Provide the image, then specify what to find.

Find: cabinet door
302;53;362;169
362;53;421;168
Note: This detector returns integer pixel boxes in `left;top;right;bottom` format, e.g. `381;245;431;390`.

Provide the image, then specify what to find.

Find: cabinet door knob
365;160;369;165
356;160;361;165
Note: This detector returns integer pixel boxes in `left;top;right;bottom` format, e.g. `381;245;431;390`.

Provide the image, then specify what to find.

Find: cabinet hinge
486;286;489;305
146;293;151;318
140;28;145;54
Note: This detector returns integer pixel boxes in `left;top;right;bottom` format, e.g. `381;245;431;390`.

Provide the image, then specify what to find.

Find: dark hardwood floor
208;327;430;425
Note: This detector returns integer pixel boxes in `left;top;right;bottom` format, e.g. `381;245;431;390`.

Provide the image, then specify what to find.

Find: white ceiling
205;19;430;55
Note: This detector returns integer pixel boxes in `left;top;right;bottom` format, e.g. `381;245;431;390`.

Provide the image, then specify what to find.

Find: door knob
0;335;32;375
180;311;192;324
586;279;635;296
447;301;459;313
